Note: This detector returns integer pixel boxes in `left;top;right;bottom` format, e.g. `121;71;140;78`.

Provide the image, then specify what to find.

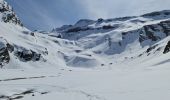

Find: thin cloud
76;0;170;19
5;0;170;30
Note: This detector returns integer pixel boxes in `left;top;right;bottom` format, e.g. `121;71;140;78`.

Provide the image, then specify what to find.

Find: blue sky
6;0;170;31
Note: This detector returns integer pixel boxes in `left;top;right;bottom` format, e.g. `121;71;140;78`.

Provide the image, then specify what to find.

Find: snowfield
1;65;170;100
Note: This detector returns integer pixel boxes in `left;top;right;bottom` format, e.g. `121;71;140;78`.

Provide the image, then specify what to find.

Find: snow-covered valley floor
1;65;170;100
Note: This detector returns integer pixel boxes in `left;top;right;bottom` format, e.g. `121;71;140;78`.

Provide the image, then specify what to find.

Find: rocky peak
0;0;23;26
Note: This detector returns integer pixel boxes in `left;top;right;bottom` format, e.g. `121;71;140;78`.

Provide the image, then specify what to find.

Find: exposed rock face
0;37;43;68
14;49;42;62
0;38;10;67
146;44;158;53
139;20;170;43
102;25;115;29
6;43;14;52
159;20;170;36
139;25;159;43
163;41;170;54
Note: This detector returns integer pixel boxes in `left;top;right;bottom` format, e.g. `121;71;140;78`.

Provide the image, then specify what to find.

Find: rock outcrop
163;41;170;54
0;38;10;67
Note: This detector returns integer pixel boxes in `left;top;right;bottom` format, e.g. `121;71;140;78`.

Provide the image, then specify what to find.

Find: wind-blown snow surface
1;64;170;100
1;0;170;99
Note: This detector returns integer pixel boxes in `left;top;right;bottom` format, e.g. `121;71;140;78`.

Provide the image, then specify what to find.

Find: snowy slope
1;0;170;68
0;0;85;69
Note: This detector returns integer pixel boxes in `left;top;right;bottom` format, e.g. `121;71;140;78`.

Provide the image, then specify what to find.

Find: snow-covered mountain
51;10;170;68
0;0;71;68
1;0;170;100
0;0;170;69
